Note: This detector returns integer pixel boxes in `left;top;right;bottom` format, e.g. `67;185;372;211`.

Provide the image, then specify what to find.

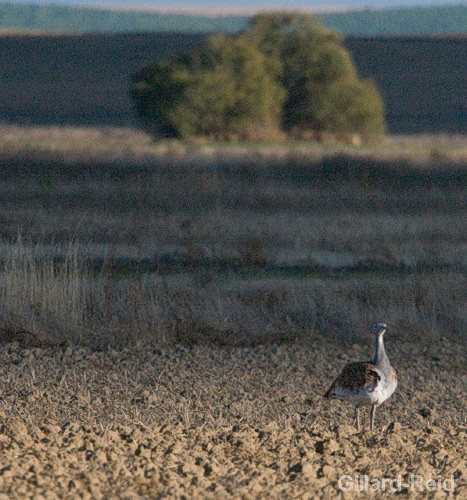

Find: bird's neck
374;334;390;368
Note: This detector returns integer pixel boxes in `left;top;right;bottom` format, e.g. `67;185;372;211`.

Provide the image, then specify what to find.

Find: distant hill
0;3;465;35
323;5;467;35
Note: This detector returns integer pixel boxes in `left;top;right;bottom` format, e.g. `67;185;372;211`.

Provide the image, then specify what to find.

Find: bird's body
324;323;397;431
325;361;396;407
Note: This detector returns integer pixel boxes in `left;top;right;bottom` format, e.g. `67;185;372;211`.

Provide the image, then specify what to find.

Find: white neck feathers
374;333;390;368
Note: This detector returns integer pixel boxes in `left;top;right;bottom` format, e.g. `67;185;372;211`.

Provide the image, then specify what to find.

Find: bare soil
0;338;465;499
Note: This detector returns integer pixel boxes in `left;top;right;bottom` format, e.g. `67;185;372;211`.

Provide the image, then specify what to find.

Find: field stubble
0;126;465;498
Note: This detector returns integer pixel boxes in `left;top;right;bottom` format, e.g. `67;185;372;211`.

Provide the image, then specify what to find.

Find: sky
1;0;465;10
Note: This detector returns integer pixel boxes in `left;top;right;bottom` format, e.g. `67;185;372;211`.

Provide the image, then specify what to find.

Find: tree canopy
131;34;285;141
131;12;386;143
246;13;385;141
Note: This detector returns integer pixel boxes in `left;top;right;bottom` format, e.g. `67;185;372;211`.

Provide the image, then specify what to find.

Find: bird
323;322;397;432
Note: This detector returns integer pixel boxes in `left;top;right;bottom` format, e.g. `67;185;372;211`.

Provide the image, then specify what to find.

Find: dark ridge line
0;155;465;188
82;255;462;278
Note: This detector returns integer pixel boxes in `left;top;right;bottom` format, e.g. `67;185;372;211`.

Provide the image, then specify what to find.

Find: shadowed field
0;126;466;345
0;126;465;498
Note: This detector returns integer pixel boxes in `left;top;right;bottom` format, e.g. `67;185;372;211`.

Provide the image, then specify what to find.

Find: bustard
324;322;397;431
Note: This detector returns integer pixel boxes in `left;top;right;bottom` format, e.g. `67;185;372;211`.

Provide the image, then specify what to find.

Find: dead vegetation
0;237;465;349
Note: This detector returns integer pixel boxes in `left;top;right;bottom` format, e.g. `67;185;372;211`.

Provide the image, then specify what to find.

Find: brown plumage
324;362;381;398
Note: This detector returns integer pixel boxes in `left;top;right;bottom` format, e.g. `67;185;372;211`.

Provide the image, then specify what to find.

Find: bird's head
372;322;387;336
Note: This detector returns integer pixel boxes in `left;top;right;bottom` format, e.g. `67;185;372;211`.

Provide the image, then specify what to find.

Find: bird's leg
355;407;361;432
370;405;376;431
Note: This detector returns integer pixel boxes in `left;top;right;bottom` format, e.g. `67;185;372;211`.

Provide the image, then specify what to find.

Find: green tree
131;12;386;143
310;79;386;141
130;34;285;141
248;12;385;141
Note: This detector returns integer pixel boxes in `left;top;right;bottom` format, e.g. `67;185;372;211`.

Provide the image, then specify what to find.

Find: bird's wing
324;362;381;397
